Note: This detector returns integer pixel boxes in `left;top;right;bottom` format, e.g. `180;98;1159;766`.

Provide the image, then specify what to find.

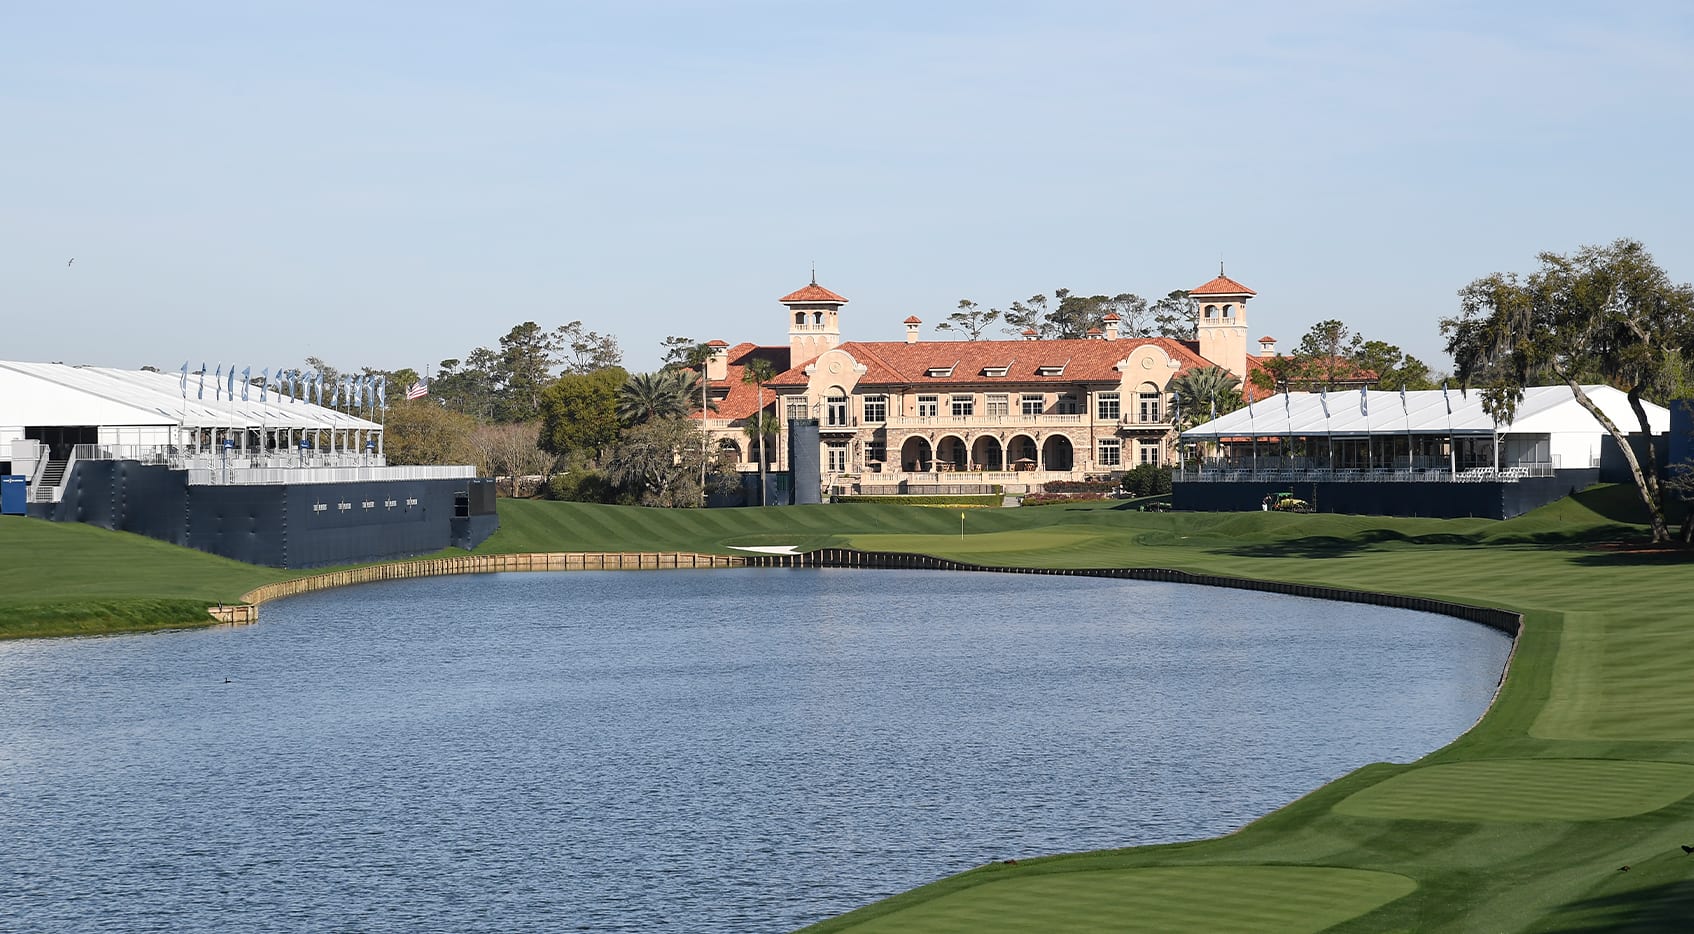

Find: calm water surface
0;569;1510;932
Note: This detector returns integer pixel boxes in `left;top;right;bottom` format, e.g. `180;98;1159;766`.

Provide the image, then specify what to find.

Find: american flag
406;380;429;401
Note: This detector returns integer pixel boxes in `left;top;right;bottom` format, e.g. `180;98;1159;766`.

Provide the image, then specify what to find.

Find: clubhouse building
696;271;1277;497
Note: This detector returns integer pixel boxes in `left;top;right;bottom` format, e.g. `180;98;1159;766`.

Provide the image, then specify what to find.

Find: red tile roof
766;337;1217;388
779;282;849;304
903;315;922;324
706;339;729;347
1190;274;1257;296
689;343;793;422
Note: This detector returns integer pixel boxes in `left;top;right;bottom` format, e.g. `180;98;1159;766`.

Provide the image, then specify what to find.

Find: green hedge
833;494;1004;507
1022;493;1112;506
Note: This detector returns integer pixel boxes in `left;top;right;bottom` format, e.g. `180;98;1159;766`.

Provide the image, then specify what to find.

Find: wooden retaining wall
209;546;1521;640
211;552;747;622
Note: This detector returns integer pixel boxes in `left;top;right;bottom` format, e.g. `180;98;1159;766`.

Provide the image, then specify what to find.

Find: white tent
1181;385;1668;475
0;360;381;443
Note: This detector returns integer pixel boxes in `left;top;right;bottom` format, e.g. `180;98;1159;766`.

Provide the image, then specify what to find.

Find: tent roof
0;361;382;431
1180;385;1670;439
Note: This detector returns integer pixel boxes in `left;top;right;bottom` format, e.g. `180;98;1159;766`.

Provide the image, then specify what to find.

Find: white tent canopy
1181;385;1668;440
0;360;381;434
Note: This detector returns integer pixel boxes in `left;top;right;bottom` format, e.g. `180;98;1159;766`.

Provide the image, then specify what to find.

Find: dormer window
981;365;1009;378
926;365;956;378
1035;364;1067;377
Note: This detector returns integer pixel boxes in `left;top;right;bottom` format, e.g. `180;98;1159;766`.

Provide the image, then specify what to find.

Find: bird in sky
67;258;74;266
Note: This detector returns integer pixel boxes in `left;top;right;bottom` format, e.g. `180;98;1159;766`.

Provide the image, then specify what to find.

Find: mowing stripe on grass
1333;759;1694;822
834;866;1415;934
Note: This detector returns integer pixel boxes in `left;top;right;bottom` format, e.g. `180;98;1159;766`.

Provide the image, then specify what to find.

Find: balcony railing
1179;463;1557;483
885;413;1086;428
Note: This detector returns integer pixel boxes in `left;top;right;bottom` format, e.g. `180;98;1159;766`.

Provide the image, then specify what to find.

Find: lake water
0;568;1511;933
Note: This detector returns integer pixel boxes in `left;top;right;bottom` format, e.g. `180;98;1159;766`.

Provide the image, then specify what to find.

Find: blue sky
4;1;1691;374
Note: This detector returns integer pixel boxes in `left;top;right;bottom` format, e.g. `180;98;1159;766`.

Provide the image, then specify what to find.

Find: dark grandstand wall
1172;469;1600;519
40;461;497;568
789;420;821;505
1599;433;1670;483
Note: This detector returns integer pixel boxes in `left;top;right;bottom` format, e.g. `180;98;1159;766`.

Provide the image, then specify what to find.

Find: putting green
1333;759;1694;822
835;866;1415;933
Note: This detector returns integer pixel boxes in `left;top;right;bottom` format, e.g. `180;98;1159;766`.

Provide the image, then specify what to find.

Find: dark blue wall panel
47;461;498;568
1173;470;1600;519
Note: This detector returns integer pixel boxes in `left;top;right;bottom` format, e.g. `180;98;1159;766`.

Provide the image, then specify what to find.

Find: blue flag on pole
1400;385;1408;412
259;368;269;403
180;361;189;398
1319;386;1329;418
1359;385;1368;417
1442;381;1451;414
214;364;223;400
377;376;386;411
198;363;207;400
241;367;251;402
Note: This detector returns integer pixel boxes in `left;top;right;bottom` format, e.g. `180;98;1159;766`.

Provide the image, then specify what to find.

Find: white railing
1180;463;1558;483
186;465;475;486
886;413;1085;428
73;444;387;471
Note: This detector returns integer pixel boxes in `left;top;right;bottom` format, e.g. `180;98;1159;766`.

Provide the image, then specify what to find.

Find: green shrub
547;469;615;503
1022;492;1111;506
833;494;1003;506
1044;479;1119;494
1121;464;1174;497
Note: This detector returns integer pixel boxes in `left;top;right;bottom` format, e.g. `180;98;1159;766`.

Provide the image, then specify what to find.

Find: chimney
1102;313;1120;341
706;340;730;381
1022;328;1039;341
1258;335;1278;357
904;316;922;343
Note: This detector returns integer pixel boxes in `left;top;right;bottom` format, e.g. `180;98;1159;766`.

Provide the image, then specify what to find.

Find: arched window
825;390;849;426
1204;304;1217;319
813;311;824;325
1222;304;1234;319
1138;381;1162;423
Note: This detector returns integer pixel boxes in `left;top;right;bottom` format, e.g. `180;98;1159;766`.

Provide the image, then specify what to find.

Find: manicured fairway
840;866;1417;934
1333;759;1694;821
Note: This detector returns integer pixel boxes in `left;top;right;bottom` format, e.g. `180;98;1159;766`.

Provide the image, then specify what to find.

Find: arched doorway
1008;434;1038;472
971;436;1004;471
900;436;933;472
716;438;742;466
1042;434;1074;472
935;435;968;471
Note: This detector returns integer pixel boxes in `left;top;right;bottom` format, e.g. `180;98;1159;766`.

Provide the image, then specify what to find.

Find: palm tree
740;357;775;505
676;343;716;502
616;371;692;425
1169;366;1243;429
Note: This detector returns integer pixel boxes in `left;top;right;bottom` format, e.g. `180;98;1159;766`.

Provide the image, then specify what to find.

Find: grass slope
0;518;286;638
7;488;1694;931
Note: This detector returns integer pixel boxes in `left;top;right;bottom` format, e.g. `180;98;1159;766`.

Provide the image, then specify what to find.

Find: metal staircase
33;459;67;502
